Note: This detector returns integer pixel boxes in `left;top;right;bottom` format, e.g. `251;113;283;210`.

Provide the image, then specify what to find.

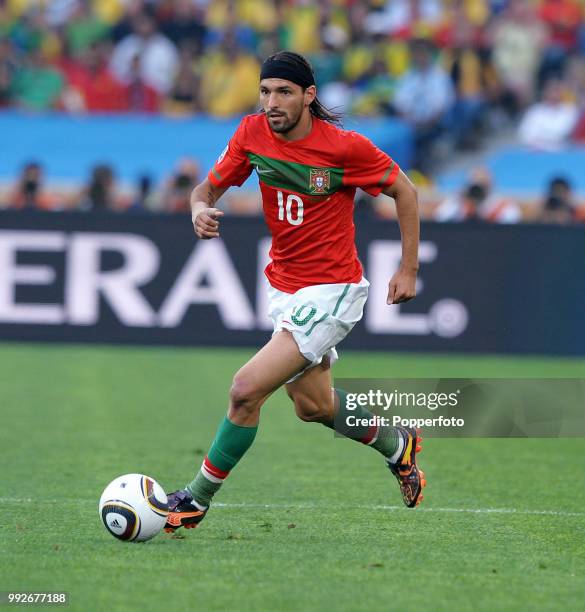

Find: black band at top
260;58;315;89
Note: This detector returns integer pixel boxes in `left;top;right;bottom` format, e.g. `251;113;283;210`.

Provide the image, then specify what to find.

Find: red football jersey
208;113;400;293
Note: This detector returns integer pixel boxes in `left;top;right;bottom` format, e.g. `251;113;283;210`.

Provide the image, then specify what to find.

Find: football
99;474;169;542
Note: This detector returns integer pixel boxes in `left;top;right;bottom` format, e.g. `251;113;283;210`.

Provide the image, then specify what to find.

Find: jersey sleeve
207;118;253;188
343;132;400;197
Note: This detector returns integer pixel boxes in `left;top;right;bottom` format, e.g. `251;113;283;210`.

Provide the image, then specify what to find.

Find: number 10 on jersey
277;191;304;226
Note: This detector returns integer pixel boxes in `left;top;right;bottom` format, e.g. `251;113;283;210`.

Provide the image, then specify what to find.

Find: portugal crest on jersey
309;169;330;194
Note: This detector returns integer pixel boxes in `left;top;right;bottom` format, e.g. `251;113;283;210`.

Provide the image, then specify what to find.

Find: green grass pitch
1;343;584;611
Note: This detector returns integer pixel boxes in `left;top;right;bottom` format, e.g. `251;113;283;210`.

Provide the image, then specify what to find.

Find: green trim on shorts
332;284;351;317
305;313;329;337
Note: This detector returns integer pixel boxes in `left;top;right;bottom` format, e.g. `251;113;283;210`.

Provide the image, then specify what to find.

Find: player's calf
228;373;265;425
288;388;333;423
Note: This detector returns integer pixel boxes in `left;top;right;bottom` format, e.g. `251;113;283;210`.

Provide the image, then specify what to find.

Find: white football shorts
267;277;370;380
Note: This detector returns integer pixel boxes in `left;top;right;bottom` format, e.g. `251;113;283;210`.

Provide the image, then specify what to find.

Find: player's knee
292;392;328;423
229;375;263;415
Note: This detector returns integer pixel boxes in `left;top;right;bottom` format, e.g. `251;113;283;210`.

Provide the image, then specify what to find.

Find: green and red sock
186;416;258;507
325;388;404;462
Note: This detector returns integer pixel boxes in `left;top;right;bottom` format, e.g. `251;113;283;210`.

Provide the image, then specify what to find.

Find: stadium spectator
9;161;55;210
44;0;80;28
10;46;65;111
60;41;128;112
540;176;576;224
363;0;443;38
567;55;585;142
163;46;200;116
537;0;583;88
198;31;260;117
349;56;395;116
127;174;155;212
160;0;206;57
64;1;110;58
79;164;120;211
161;158;200;214
539;0;582;53
92;0;130;26
340;32;377;91
490;0;546;114
434;183;484;222
278;1;322;54
110;0;147;43
434;168;521;223
441;5;492;149
203;0;260;48
393;38;455;171
109;8;179;95
318;80;352;116
307;24;345;84
518;78;579;151
8;6;54;54
0;39;16;107
123;52;160;112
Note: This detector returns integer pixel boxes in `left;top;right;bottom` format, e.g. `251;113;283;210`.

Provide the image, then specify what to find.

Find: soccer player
164;51;425;532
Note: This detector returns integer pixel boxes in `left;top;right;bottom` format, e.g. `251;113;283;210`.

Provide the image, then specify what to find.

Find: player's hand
193;207;224;239
387;268;417;304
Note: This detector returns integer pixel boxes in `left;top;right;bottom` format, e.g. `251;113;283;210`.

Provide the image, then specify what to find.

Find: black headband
260;58;315;89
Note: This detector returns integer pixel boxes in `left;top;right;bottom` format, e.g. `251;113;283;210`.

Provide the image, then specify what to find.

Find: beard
266;105;304;134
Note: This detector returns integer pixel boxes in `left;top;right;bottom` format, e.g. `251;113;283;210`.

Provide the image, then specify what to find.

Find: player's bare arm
190;178;228;239
382;169;420;304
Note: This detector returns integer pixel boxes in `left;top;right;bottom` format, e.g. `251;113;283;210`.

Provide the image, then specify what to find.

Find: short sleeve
343;132;400;197
207;118;253;188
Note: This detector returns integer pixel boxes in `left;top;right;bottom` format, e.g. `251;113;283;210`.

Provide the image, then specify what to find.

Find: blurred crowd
1;0;585;222
4;156;585;224
4;157;203;213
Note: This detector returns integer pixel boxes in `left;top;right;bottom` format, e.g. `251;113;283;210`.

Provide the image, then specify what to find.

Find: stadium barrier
0;211;583;356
